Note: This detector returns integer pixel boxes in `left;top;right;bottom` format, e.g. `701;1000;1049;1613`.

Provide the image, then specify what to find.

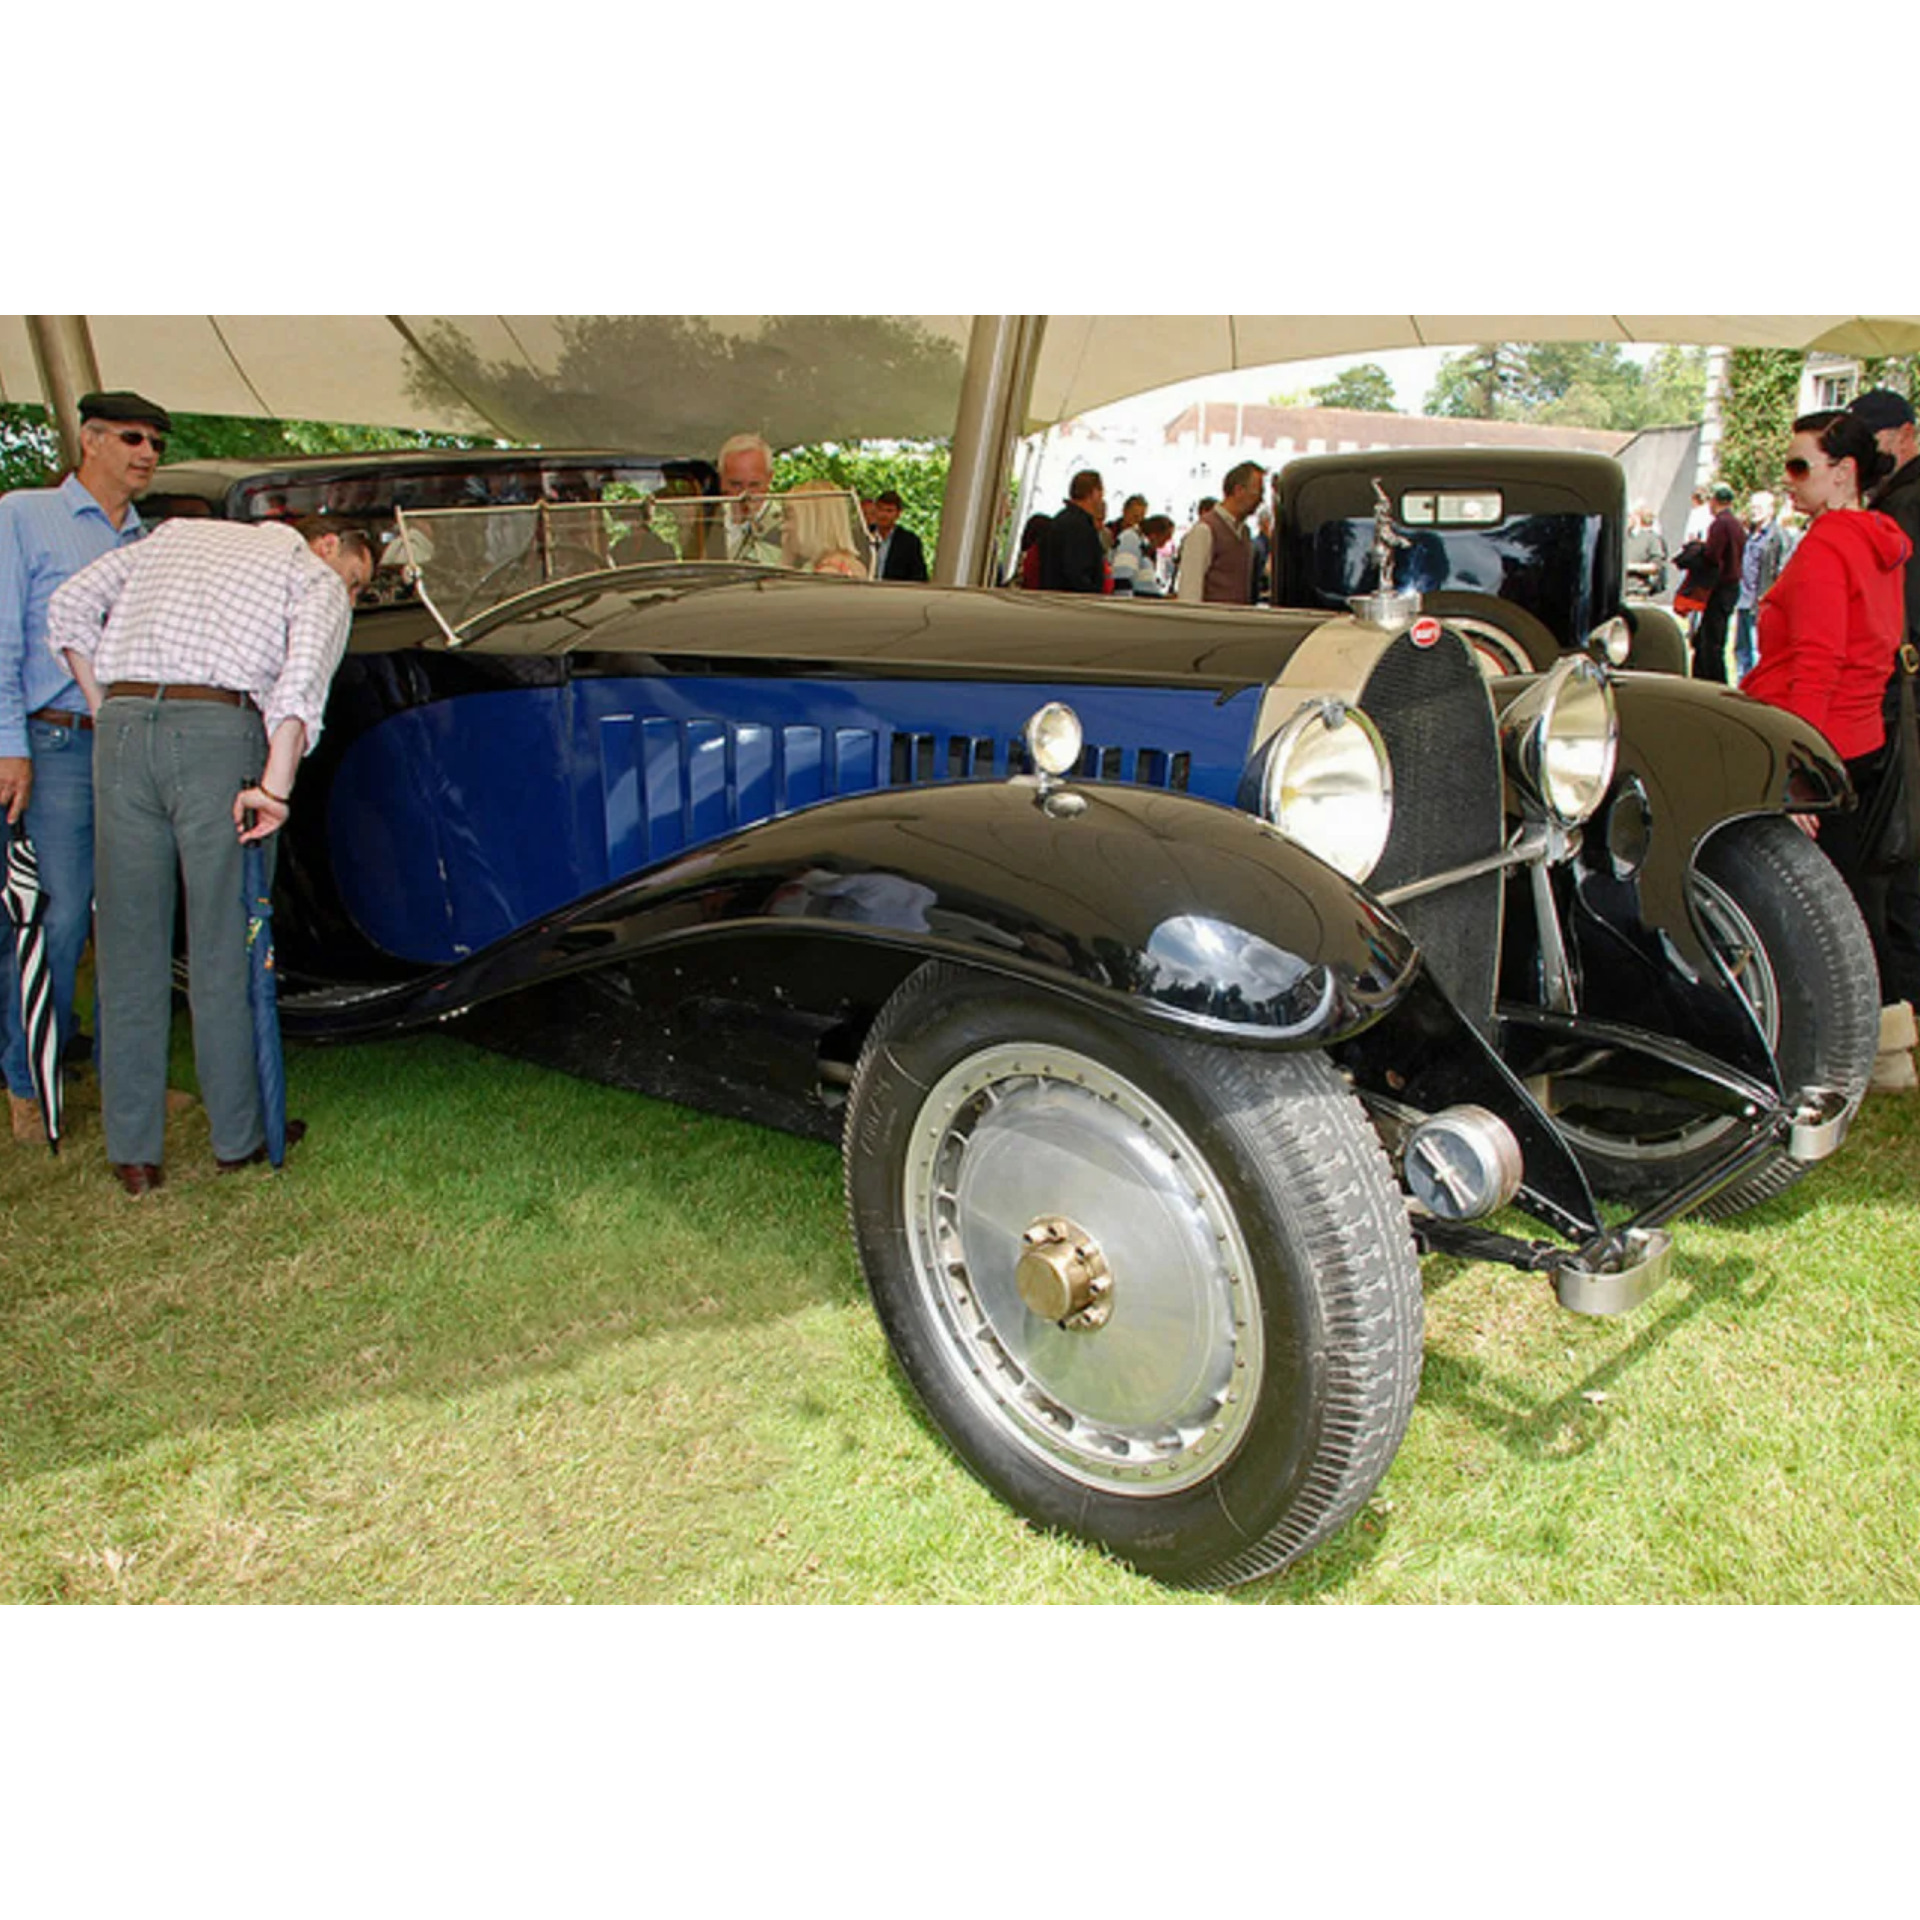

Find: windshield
1303;511;1607;643
392;484;876;637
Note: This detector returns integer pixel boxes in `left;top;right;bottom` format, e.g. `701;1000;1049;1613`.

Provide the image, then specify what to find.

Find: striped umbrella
3;820;62;1155
242;840;287;1167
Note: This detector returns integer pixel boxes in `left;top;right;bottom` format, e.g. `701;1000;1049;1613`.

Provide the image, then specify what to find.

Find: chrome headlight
1590;616;1632;667
1501;654;1619;825
1024;702;1084;778
1260;699;1393;883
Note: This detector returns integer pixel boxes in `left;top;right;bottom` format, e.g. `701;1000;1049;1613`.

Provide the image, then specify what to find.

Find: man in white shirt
717;431;784;565
1174;462;1266;604
49;515;373;1193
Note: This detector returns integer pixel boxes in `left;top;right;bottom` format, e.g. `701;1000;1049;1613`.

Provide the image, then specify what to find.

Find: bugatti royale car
148;463;1877;1586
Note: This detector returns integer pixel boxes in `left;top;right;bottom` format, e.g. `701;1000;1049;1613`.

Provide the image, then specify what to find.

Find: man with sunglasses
0;388;170;1144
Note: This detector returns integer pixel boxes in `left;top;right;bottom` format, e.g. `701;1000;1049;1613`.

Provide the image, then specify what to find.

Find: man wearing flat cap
0;388;170;1145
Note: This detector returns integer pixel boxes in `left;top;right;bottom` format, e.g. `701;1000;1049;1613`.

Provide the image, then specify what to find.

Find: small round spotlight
1026;702;1084;778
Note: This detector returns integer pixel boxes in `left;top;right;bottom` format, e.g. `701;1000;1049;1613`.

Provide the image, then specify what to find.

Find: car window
1306;510;1605;638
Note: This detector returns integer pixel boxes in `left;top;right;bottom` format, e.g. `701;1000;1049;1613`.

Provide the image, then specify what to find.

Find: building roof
1162;401;1633;458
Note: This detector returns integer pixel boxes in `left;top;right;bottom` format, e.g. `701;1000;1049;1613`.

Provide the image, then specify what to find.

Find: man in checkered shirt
48;515;374;1194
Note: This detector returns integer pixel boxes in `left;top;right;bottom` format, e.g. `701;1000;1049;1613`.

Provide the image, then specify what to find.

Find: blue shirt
0;474;146;756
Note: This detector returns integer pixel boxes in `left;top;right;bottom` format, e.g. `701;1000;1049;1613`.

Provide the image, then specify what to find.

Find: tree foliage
1860;354;1918;399
1423;342;1706;431
1308;363;1399;412
0;401;487;497
1716;349;1807;502
1;404;60;493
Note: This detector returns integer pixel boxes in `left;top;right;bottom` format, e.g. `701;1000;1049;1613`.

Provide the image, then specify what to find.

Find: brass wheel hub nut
1015;1216;1114;1331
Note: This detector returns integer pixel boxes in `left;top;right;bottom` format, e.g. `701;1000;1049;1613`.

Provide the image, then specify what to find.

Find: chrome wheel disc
901;1044;1262;1494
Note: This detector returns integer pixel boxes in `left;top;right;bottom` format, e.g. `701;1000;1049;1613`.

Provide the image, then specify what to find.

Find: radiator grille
1362;631;1506;1030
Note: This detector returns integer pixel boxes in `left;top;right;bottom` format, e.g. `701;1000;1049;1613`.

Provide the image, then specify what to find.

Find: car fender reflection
1140;913;1338;1037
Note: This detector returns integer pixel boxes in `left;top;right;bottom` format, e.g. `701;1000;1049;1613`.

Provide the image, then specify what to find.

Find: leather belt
31;707;93;732
106;682;252;708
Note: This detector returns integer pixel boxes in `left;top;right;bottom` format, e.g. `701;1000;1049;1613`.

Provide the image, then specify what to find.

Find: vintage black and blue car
1273;446;1693;677
148;463;1878;1586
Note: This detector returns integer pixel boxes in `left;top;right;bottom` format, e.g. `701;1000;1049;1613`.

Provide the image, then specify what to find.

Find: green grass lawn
3;1019;1917;1604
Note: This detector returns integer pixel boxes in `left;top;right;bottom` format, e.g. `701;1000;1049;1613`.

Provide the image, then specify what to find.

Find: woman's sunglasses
1783;457;1817;479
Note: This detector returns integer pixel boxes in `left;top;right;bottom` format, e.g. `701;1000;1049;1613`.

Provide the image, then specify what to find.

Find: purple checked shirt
46;519;352;751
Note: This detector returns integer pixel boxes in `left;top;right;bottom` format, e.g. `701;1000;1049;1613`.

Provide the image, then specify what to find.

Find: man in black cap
1850;387;1920;1088
1691;481;1747;682
0;388;170;1144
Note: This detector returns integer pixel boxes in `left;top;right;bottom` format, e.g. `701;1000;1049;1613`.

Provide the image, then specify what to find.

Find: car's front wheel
843;963;1424;1587
1563;815;1878;1217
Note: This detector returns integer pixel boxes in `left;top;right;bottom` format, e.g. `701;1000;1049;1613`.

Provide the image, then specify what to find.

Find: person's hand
1792;812;1820;839
0;756;32;826
234;783;291;844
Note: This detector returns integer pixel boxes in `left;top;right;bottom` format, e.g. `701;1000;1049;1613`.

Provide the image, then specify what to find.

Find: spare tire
1420;590;1563;676
1620;600;1690;676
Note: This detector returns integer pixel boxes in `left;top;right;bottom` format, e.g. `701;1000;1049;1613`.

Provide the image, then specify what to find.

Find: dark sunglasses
1783;457;1817;479
105;427;167;455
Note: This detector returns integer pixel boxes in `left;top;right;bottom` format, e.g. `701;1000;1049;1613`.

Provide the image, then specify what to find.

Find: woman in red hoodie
1743;407;1913;1052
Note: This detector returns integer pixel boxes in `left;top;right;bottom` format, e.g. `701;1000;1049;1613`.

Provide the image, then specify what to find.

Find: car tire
843;962;1424;1587
1620;600;1690;676
1422;590;1562;676
1565;815;1878;1218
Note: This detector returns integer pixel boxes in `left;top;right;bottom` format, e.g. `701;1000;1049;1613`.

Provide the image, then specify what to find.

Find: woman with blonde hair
781;479;869;575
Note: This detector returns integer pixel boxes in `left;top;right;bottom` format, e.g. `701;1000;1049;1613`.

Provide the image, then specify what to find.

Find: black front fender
285;781;1420;1046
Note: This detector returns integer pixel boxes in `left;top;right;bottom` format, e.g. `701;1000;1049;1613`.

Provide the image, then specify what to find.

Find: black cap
1712;483;1735;503
1849;388;1916;433
78;389;172;434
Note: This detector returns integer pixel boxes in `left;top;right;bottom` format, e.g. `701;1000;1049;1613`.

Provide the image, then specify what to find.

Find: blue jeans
1733;607;1759;682
3;716;94;1099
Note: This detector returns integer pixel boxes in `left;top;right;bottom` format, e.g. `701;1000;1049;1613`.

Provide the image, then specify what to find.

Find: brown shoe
9;1092;46;1145
113;1162;165;1197
216;1117;307;1172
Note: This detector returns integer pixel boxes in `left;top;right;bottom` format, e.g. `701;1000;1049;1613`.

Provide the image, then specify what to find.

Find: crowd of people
1010;461;1271;604
6;391;1920;1198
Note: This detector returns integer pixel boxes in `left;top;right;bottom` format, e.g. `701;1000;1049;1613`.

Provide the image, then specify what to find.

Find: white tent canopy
8;314;1920;448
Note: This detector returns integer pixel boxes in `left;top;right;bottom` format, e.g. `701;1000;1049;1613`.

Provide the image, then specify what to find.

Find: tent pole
26;317;103;471
936;315;1044;587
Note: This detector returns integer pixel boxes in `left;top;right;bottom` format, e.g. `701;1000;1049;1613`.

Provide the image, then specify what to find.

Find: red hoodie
1745;508;1913;759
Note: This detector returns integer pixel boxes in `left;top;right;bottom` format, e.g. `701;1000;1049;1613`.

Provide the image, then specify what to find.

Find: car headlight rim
1508;654;1620;825
1260;699;1394;884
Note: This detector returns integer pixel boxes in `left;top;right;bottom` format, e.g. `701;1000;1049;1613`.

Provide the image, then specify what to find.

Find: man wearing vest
1174;462;1266;604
